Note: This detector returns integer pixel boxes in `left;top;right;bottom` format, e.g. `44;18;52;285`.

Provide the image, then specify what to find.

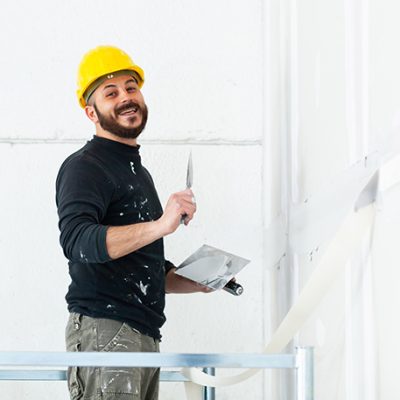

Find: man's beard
93;101;148;139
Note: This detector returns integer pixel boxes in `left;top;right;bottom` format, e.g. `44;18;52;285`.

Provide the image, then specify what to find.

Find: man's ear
85;104;98;123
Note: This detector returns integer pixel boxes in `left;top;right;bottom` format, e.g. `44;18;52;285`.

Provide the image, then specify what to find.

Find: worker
56;45;212;400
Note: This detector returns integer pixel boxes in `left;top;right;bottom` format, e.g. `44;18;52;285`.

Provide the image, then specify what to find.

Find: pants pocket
98;321;133;352
67;343;84;400
97;320;142;396
100;367;141;397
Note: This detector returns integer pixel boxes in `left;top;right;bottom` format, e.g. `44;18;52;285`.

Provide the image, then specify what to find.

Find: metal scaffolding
0;347;313;400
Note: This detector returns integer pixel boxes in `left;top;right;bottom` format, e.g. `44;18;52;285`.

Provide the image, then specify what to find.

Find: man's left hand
165;268;214;294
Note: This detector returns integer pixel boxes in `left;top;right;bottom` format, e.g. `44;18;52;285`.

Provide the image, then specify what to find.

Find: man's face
88;74;148;139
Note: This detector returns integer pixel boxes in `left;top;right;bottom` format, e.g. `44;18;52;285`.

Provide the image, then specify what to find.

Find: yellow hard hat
76;45;145;108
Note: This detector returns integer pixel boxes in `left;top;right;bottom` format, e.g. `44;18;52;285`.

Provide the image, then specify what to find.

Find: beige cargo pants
66;313;160;400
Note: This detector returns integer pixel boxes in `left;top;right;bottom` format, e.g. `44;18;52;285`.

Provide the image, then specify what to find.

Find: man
56;45;211;400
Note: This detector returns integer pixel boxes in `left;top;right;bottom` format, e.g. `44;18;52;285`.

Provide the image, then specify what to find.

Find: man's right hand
158;189;197;235
106;189;196;260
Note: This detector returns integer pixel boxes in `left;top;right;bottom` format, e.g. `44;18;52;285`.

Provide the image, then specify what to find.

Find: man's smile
118;105;139;116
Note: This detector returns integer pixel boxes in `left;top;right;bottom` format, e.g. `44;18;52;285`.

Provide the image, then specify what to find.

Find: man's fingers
165;190;197;227
183;190;196;204
179;194;196;205
197;283;214;293
176;198;196;217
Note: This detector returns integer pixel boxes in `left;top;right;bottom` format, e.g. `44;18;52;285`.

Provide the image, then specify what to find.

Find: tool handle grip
223;281;244;296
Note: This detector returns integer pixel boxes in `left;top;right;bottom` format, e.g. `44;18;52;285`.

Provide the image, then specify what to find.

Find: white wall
284;1;400;400
0;1;265;399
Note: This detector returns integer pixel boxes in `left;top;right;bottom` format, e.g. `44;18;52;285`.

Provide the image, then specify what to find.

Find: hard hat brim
82;69;144;107
78;65;144;108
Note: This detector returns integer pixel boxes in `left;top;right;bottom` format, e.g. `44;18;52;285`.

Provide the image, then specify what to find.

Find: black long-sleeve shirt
56;135;172;339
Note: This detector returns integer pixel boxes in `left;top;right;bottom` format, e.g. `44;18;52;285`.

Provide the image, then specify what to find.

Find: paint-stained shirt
56;135;173;340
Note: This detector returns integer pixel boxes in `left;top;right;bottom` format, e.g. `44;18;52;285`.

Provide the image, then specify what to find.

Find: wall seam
0;138;262;146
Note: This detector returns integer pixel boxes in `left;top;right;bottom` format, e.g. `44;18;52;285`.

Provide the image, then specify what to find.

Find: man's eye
106;91;116;97
127;87;136;92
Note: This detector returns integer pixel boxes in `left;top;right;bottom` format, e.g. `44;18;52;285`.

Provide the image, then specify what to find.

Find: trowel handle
223;281;244;296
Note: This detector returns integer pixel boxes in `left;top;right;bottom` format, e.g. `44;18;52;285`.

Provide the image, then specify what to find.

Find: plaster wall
369;1;400;398
290;1;400;400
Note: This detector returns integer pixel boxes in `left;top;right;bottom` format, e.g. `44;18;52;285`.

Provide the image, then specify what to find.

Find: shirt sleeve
56;156;114;264
165;260;175;275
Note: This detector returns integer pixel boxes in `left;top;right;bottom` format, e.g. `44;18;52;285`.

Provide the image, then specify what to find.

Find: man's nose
119;91;132;103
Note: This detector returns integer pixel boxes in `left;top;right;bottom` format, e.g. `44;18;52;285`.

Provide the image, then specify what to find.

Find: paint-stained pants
66;313;160;400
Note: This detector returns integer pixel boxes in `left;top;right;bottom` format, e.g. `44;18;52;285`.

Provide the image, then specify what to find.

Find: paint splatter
101;371;138;394
136;281;150;296
130;162;136;175
140;198;148;206
134;294;142;304
119;212;124;216
79;249;88;263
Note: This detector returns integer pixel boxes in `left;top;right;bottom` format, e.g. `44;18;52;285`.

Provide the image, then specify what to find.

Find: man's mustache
115;101;142;115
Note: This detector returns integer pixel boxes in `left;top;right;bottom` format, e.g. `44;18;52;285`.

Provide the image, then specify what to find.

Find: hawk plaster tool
181;152;244;296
